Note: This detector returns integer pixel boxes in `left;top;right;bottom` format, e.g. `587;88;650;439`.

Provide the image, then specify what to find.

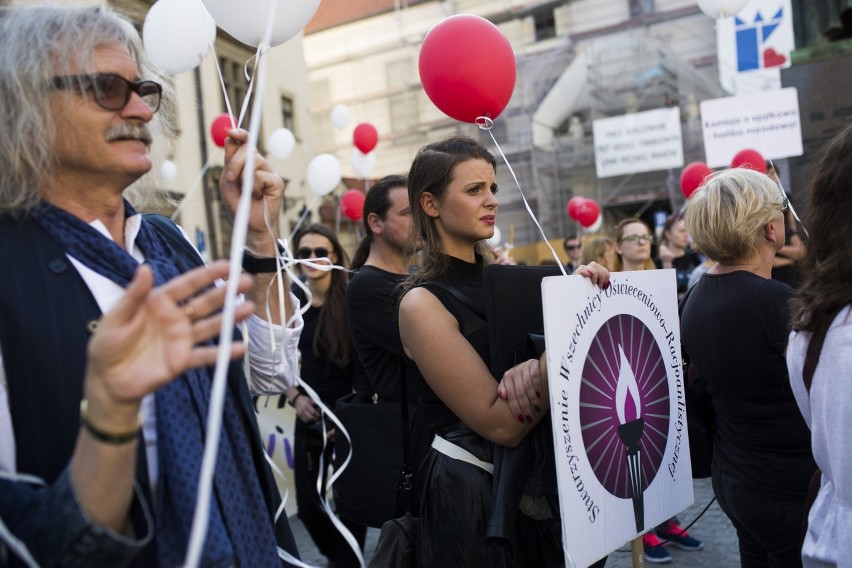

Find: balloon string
170;159;211;221
476;116;568;277
210;43;237;130
183;0;277;564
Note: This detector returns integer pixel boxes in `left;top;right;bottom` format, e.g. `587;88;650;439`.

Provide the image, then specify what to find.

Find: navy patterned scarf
32;200;279;567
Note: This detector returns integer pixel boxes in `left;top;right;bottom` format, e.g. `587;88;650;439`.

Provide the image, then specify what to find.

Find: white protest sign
255;395;298;517
543;271;693;568
700;87;802;168
716;0;794;95
592;107;684;178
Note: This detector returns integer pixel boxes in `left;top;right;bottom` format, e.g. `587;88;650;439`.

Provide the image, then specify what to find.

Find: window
534;10;556;42
280;95;295;132
386;59;419;135
218;55;250;123
310;79;334;150
629;0;655;18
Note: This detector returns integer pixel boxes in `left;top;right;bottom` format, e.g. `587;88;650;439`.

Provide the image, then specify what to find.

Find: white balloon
307;154;342;196
201;0;321;48
143;0;216;75
161;159;179;183
350;149;376;179
267;128;295;160
330;104;351;130
485;226;502;248
585;213;603;233
696;0;750;18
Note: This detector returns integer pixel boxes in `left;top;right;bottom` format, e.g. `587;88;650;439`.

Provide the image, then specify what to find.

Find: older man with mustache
0;4;302;567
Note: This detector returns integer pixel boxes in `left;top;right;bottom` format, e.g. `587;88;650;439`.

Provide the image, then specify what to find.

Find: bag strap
430;282;486;321
397;353;414;516
802;326;827;394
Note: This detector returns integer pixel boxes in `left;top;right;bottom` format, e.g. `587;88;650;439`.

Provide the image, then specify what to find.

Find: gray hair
0;4;178;216
683;168;785;264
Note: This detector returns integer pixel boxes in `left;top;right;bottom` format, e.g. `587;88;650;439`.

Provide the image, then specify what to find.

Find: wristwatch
242;250;279;274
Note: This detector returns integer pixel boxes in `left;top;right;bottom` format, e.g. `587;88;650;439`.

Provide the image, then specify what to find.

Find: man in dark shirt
347;175;413;400
563;234;582;273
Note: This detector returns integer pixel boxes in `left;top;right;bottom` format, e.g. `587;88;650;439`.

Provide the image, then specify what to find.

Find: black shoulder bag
368;360;419;568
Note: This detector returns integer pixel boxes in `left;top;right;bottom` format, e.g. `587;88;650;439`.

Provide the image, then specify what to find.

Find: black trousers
712;462;805;568
294;418;366;567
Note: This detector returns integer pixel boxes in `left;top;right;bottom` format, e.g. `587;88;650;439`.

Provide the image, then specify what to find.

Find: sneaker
643;533;672;564
656;519;704;551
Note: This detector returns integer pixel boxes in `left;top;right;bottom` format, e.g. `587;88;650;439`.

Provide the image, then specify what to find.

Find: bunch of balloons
567;197;602;231
351;123;378;179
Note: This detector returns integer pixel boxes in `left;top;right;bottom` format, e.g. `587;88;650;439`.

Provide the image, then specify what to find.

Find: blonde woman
681;168;815;567
581;236;617;271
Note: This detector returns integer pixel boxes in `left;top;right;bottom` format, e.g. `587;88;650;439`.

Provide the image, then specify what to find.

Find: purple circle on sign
579;314;670;498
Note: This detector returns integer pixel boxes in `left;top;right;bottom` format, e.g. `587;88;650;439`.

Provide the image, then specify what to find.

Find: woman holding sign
681;168;815;568
398;135;609;566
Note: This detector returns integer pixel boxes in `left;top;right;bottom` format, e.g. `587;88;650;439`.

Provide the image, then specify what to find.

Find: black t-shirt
345;265;408;401
292;285;353;405
681;271;815;498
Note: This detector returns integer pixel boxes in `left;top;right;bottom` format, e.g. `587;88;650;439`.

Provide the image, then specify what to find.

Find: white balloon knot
475;115;494;130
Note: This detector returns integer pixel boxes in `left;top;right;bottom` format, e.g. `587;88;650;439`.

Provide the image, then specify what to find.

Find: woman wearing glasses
614;218;657;271
681;169;815;567
284;224;365;567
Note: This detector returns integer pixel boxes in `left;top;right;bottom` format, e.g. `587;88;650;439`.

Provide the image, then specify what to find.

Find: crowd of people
0;3;848;568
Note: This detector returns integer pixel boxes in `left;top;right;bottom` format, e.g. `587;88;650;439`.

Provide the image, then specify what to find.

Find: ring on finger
184;303;196;321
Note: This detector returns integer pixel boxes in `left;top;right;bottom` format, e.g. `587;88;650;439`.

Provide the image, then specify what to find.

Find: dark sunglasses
564;244;581;250
51;73;162;113
297;247;330;259
780;191;789;213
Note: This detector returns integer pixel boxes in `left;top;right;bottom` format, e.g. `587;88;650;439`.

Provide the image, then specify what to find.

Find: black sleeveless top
404;255;493;434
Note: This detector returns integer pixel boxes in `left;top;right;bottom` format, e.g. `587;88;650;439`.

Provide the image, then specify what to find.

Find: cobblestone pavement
290;478;739;567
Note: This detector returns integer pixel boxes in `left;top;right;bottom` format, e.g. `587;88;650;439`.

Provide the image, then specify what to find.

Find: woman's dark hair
790;121;852;353
349;175;408;270
293;223;351;368
660;212;683;246
403;135;496;292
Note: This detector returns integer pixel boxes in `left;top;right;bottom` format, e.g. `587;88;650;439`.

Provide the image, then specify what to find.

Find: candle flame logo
615;344;641;424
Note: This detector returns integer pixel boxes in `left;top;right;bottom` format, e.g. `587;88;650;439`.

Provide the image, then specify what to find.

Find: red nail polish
525;415;533;423
536;390;541;399
517;414;525;423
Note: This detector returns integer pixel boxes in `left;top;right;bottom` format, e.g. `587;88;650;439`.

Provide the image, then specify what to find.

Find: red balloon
419;14;516;123
576;199;601;228
210;113;235;148
341;189;366;221
353;123;378;154
566;196;585;220
680;161;713;198
730;148;767;173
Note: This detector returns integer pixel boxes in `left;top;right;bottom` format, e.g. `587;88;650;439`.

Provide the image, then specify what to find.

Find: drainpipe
194;66;220;259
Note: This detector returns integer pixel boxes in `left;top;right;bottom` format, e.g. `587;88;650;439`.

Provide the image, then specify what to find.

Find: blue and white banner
717;0;795;94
